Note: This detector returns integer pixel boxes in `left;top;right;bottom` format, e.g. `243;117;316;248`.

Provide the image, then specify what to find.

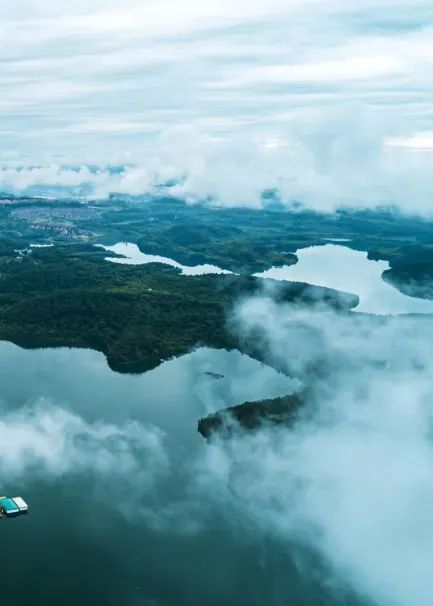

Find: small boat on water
204;371;224;380
0;496;29;518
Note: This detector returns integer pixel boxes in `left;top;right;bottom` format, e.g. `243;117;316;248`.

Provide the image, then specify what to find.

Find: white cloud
1;1;433;211
197;297;433;606
2;267;433;605
3;113;433;215
389;133;433;150
0;399;167;482
209;56;403;89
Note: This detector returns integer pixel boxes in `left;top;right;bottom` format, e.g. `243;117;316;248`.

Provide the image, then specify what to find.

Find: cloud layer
1;1;433;211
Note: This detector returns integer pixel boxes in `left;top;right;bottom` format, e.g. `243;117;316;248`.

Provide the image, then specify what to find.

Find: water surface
256;244;433;315
0;343;358;606
99;242;232;276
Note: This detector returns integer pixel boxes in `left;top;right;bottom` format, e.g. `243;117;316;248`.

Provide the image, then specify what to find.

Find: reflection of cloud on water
0;342;298;530
184;348;298;418
0;399;168;484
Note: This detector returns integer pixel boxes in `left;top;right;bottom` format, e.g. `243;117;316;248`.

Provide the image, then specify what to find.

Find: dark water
0;343;359;606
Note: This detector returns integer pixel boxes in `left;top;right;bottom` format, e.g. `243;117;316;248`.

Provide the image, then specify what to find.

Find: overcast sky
2;0;433;208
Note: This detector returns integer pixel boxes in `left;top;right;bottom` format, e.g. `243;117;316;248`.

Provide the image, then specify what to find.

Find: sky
2;0;433;210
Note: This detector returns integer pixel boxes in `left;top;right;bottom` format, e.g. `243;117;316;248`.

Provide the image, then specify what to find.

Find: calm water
99;242;232;276
0;342;361;606
256;244;433;315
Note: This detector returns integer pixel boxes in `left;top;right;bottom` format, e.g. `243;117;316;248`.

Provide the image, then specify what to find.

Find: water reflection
256;244;433;315
1;343;337;606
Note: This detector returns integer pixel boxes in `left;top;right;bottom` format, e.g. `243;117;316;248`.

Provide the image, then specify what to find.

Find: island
198;393;303;438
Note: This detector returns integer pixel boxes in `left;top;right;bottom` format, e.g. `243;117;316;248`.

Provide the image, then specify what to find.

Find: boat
0;496;29;518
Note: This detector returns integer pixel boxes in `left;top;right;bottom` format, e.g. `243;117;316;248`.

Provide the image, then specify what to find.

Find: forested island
198;393;303;438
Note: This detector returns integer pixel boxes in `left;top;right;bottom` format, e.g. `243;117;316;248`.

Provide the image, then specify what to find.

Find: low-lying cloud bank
201;297;433;606
2;116;433;215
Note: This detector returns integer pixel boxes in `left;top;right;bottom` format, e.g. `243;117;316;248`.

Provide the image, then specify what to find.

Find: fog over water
1;343;330;606
2;244;433;605
229;297;433;606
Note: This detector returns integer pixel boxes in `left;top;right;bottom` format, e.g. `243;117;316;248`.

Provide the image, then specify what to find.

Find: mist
0;398;168;484
3;297;433;606
2;114;433;215
198;297;433;606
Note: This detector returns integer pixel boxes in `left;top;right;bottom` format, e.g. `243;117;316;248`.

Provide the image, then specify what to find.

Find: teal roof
0;498;19;514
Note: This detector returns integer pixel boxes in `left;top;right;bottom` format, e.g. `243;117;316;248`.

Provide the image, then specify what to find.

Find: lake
256;244;433;315
0;342;360;606
99;242;232;276
99;242;433;316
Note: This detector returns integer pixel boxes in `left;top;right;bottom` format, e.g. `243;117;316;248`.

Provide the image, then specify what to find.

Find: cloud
0;399;168;485
3;296;433;605
208;56;404;89
196;296;433;606
0;0;433;214
2;113;433;215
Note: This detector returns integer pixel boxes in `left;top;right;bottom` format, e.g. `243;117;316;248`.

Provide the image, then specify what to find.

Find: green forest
0;240;358;373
